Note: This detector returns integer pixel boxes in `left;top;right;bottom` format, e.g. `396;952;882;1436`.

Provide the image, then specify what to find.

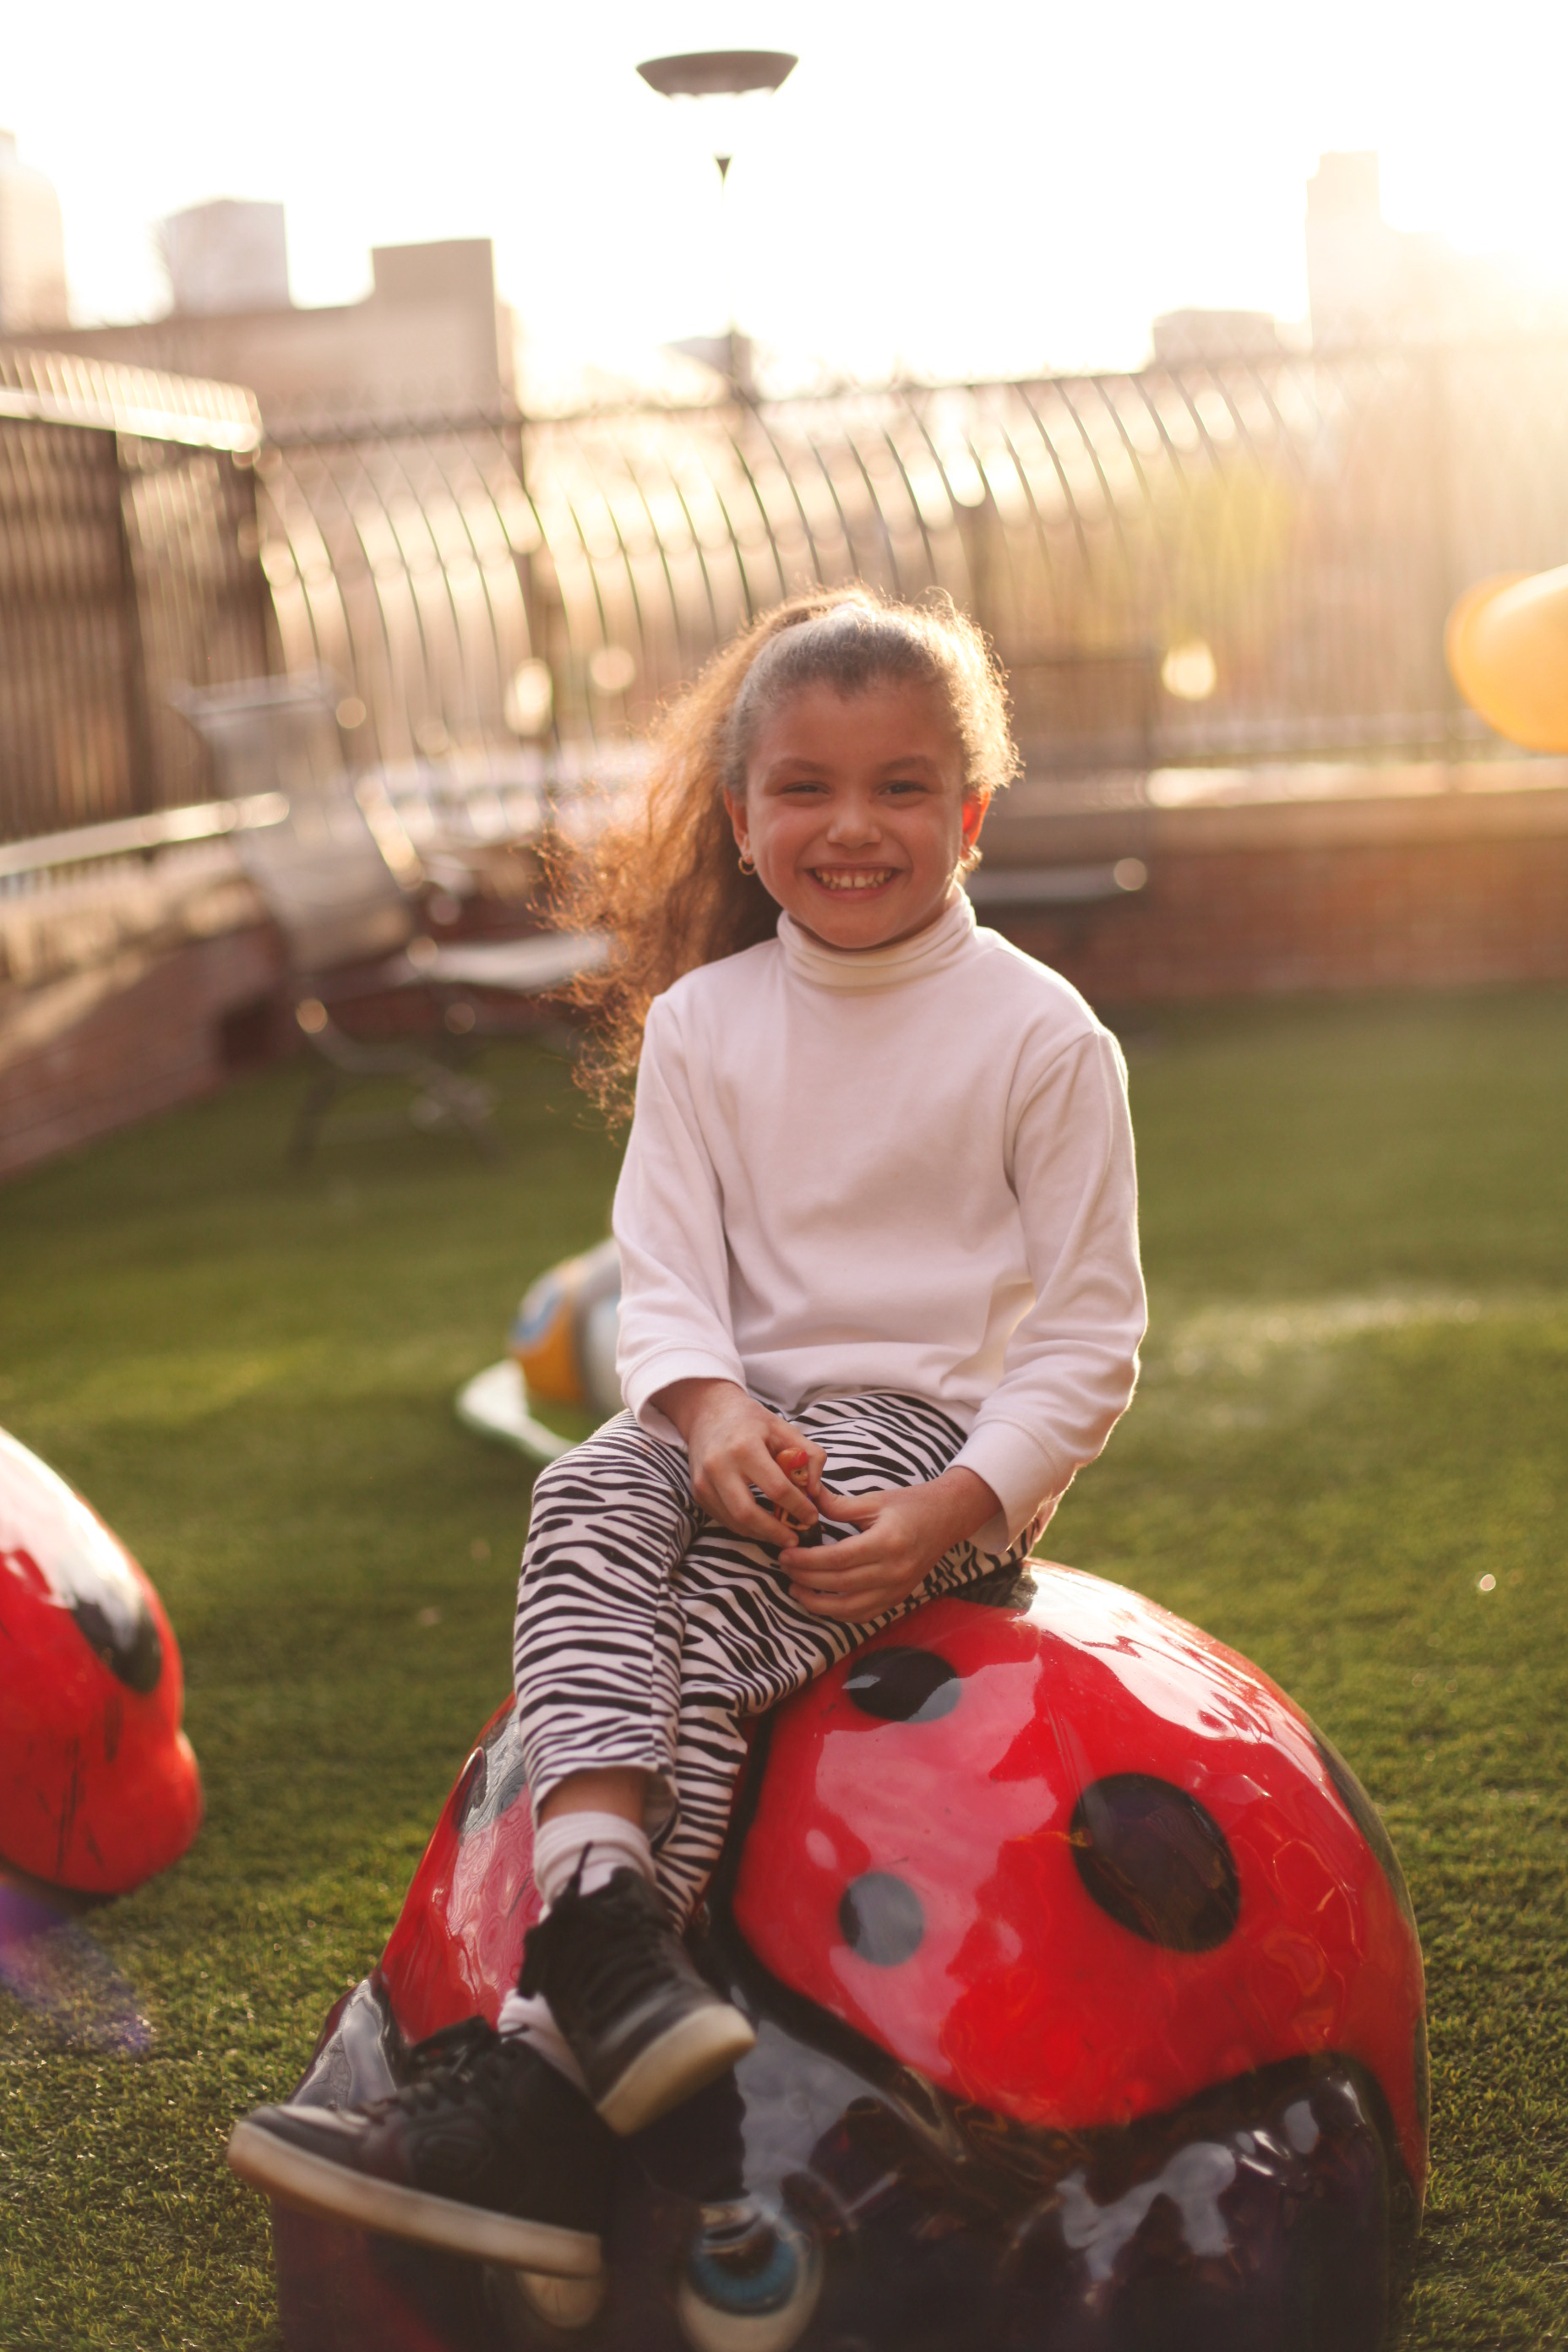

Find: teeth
815;869;892;891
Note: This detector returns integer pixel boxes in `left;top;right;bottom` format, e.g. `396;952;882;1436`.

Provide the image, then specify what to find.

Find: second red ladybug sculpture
0;1426;201;1898
264;1561;1426;2352
0;1425;203;2051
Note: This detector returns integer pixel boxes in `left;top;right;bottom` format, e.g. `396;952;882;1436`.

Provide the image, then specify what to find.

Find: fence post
1424;344;1467;771
230;447;281;678
502;408;565;743
112;434;160;817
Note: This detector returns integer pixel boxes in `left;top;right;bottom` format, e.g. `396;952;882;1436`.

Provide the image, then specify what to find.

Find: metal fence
256;339;1568;780
0;350;271;847
7;337;1568;852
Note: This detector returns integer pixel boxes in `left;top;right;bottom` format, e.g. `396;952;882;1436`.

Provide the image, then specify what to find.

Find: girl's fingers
808;1484;882;1524
743;1450;816;1527
705;1459;817;1543
710;1462;800;1544
780;1526;895;1576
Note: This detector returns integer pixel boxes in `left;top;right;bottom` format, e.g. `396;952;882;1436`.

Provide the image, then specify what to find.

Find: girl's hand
779;1465;1002;1622
652;1377;825;1547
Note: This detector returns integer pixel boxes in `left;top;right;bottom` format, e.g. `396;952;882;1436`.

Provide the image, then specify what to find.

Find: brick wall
0;923;283;1182
982;781;1568;1007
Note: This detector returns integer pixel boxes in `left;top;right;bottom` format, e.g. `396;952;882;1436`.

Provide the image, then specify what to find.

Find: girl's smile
726;679;987;952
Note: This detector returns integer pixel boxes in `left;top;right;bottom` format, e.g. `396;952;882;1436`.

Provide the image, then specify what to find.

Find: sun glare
1162;643;1218;704
2;0;1565;382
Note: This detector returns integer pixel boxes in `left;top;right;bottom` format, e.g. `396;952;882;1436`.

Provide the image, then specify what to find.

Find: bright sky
5;0;1566;389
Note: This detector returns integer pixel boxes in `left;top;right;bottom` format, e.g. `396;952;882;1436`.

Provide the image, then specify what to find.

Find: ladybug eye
844;1647;959;1723
1070;1774;1239;1952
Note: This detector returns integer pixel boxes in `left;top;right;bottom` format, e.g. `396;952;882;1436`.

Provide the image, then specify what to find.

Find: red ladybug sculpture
0;1427;202;1896
268;1563;1425;2352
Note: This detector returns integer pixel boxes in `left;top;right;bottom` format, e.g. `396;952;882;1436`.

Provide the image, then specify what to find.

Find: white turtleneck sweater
612;893;1145;1551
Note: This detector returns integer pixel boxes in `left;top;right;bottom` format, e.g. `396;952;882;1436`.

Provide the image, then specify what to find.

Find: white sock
530;1810;656;1908
495;1811;657;2089
496;1989;589;2090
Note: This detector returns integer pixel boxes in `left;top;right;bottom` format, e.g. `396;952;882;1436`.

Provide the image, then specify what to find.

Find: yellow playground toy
1446;561;1568;754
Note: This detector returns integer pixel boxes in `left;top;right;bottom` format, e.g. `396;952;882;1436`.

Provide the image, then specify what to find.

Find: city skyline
4;0;1565;393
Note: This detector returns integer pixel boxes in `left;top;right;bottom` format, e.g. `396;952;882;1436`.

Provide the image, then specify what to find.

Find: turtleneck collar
776;888;978;992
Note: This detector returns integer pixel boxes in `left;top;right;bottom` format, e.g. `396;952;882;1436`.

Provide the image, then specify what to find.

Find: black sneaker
520;1869;755;2137
226;2017;610;2277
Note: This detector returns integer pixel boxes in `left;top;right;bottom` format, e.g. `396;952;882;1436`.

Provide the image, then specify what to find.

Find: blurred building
0;130;68;333
1306;152;1568;346
160;199;290;315
5;215;514;421
1150;309;1283;368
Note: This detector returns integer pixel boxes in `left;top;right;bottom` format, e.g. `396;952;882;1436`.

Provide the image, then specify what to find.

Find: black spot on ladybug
839;1871;924;1966
845;1647;960;1724
1070;1774;1240;1952
73;1596;161;1695
1311;1729;1418;1932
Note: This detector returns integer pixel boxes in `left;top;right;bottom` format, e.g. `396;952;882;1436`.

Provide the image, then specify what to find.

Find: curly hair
552;583;1017;1120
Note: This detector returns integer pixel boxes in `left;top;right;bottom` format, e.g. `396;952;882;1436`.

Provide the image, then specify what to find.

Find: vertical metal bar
502;406;551;682
1425;344;1464;767
112;433;159;814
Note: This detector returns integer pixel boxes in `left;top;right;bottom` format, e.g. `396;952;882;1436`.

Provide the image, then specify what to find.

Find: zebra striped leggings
512;1391;1040;1927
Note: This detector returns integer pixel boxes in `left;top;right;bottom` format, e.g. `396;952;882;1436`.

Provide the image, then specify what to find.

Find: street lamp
635;49;798;397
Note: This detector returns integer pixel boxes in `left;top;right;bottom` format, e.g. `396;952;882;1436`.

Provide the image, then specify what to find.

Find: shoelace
370;2017;523;2121
519;1871;683;2034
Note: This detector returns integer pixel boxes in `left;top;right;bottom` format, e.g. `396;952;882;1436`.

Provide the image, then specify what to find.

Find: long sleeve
612;997;748;1440
607;902;1144;1510
950;1029;1146;1549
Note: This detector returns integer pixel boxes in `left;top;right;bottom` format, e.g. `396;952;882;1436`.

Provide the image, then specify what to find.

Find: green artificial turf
2;990;1566;2349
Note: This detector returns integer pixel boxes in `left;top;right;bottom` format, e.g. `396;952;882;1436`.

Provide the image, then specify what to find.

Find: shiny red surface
379;1703;542;2044
733;1566;1426;2193
376;1567;1424;2199
0;1429;201;1896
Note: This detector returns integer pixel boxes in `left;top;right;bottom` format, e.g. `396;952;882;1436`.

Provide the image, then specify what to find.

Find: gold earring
738;849;756;875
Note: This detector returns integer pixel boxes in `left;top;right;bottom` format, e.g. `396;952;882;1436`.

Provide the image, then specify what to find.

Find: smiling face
725;678;988;952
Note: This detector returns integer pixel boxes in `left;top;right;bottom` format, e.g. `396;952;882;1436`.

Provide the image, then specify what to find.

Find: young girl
231;587;1146;2283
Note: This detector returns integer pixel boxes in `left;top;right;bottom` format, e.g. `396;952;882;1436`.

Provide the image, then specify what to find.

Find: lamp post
635;49;798;399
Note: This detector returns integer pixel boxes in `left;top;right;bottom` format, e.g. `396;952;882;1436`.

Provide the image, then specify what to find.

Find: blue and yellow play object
456;1239;623;1463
